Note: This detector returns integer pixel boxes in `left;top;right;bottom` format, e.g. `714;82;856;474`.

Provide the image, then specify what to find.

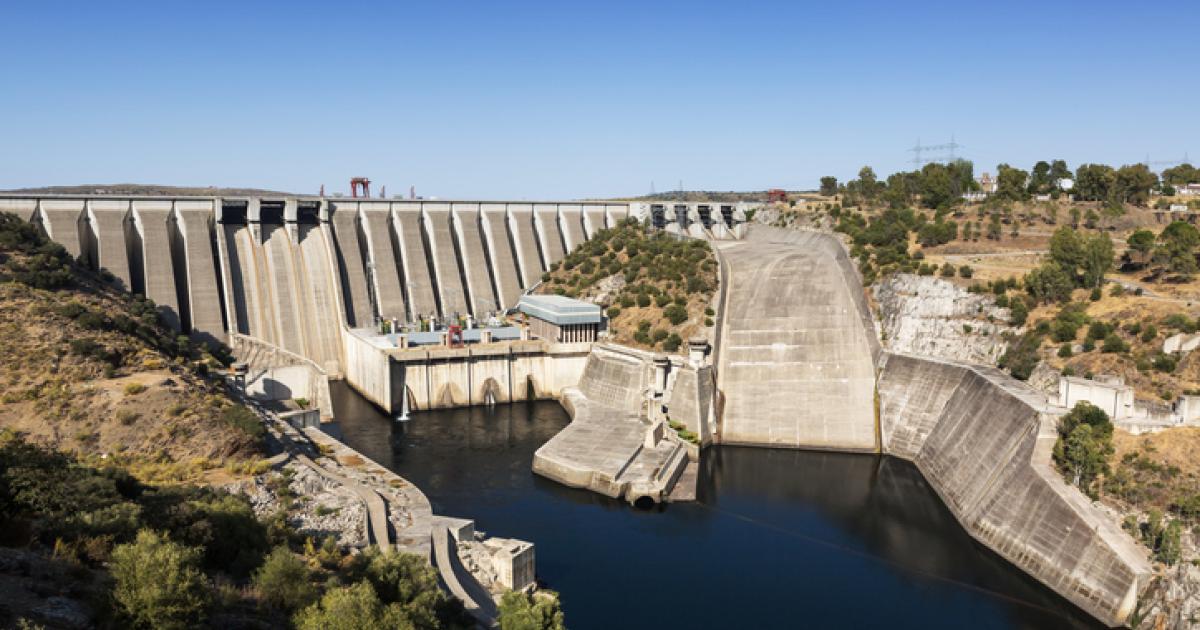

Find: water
331;385;1101;630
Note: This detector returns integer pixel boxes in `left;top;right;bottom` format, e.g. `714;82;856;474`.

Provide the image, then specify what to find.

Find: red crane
350;177;371;198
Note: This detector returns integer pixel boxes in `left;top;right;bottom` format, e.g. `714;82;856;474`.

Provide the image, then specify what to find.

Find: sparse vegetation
539;218;716;352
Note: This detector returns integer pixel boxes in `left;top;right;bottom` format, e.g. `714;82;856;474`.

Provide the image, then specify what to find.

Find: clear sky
2;1;1196;199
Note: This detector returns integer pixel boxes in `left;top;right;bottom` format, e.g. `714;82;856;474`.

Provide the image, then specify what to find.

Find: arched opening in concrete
434;382;465;408
632;495;657;510
525;375;538;401
480;377;503;407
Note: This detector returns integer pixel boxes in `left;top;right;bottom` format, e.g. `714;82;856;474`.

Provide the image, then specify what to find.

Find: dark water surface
331;385;1100;630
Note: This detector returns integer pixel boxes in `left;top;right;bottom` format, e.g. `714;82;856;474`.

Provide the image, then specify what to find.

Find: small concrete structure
517;294;602;342
1058;375;1134;420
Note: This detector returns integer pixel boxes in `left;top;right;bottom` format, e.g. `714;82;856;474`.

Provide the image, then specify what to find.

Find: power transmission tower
908;134;963;166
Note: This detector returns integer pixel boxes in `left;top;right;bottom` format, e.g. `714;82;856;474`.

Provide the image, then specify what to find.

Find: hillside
537;218;718;353
0;212;262;482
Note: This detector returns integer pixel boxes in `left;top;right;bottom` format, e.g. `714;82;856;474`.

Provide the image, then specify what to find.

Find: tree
1162;163;1200;186
1028;160;1053;195
819;176;838;197
1113;163;1158;206
111;530;210;630
254;546;316;612
499;590;566;630
1081;233;1114;288
294;582;410;630
1074;163;1116;201
857;166;880;201
1127;229;1155;256
1024;261;1075;303
918;163;955;209
995;164;1030;201
1157;221;1200;275
1052;402;1114;497
1049;159;1072;183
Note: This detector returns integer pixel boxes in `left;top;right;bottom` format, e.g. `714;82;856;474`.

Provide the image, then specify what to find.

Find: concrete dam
3;191;1151;626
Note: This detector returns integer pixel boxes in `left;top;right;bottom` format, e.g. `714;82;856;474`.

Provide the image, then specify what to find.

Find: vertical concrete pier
422;202;469;317
479;203;524;306
507;203;544;289
131;200;182;331
558;204;587;252
452;203;500;316
86;199;134;290
328;202;374;327
581;204;608;238
533;204;566;269
175;200;226;345
359;202;408;323
38;200;85;260
392;202;438;320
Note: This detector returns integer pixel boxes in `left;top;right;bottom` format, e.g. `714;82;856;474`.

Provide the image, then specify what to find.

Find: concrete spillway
581;205;608;238
87;199;135;291
359;202;408;323
479;203;523;307
422;203;470;317
328;204;373;327
714;228;879;450
174;201;225;345
131;201;182;331
393;203;438;320
295;225;344;370
533;204;566;269
452;203;500;316
558;204;587;252
507;204;544;289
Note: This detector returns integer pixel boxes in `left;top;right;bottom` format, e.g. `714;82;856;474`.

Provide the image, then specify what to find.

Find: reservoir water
331;386;1101;630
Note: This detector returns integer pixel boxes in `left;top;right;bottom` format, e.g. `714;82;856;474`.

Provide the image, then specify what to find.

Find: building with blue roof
517;294;602;343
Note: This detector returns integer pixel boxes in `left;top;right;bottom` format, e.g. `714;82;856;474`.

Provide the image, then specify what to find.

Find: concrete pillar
395;334;409;349
653;355;670;396
480;329;493;344
520;326;530;341
439;331;450;347
688;337;710;365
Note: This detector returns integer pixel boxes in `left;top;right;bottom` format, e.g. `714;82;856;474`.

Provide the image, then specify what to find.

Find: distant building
1057;177;1074;191
517;294;602;342
978;172;998;193
1177;183;1200;196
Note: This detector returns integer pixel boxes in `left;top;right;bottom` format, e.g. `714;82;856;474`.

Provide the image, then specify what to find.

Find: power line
908;134;963;166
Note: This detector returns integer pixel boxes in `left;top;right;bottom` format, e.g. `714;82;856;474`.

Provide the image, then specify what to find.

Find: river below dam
330;385;1101;630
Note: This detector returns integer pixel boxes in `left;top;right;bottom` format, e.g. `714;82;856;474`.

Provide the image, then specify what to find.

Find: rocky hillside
0;212;262;482
874;273;1019;364
537;218;718;353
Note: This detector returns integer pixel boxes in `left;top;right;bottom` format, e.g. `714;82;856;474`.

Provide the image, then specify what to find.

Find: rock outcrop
874;273;1016;365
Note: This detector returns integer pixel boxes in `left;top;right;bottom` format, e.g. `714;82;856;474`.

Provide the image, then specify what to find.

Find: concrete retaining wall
879;352;1151;627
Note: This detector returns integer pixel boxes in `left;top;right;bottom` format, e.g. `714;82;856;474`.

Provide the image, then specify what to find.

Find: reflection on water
331;383;1100;630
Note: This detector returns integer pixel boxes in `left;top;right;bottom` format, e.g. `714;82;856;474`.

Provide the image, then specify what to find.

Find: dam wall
878;352;1151;626
714;227;878;450
9;194;639;371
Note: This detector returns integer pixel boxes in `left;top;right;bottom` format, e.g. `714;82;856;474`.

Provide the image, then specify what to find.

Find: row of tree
822;160;1199;209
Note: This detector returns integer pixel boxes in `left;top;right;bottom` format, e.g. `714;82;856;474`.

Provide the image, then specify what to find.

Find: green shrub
998;332;1042;380
123;383;147;395
704;307;715;317
958;265;974;278
651;329;669;343
1101;334;1128;353
294;582;406;630
619;295;635;308
254;546;316;612
221;404;264;440
111;530;210;629
664;304;688;326
705;317;714;327
606;306;621;319
636;293;651;308
498;590;566;630
1058;344;1073;358
1141;324;1158;342
663;333;682;352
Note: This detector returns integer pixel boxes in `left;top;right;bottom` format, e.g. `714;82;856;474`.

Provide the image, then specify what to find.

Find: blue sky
1;1;1196;199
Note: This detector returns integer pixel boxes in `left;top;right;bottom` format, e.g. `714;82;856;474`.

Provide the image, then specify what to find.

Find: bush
663;304;688;326
1101;334;1128;354
1058;344;1073;358
111;530;210;629
940;263;956;277
636;293;651;308
221;404;265;440
499;590;566;630
1008;299;1028;327
294;582;407;630
1153;353;1178;373
123;383;147;395
1141;324;1158;342
619;295;635;308
663;333;682;352
999;332;1042;380
254;546;316;612
606;306;621;319
958;265;974;278
1052;402;1114;497
704;307;715;317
